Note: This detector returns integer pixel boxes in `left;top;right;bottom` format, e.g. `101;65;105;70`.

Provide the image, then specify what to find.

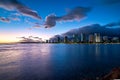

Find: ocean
0;43;120;80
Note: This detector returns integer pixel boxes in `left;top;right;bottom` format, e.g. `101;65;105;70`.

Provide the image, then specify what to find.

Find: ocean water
0;43;120;80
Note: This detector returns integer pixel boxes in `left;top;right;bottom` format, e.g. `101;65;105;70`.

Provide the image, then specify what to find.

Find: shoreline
1;42;120;45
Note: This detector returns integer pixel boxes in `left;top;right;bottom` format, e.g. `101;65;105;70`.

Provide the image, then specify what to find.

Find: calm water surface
0;43;120;80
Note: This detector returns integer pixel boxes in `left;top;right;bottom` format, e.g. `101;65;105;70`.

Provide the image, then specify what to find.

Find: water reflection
0;44;53;80
0;44;22;80
0;44;120;80
18;44;53;80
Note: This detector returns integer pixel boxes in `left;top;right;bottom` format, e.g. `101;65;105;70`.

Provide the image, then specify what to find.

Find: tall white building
80;33;85;42
94;33;101;43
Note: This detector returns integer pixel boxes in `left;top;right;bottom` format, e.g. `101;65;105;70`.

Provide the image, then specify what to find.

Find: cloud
0;0;41;19
18;36;42;42
44;14;57;28
0;14;21;23
33;24;41;28
27;28;32;30
24;18;33;25
44;7;91;28
50;22;120;39
13;13;21;16
10;17;20;21
104;21;120;27
0;17;10;23
58;7;91;21
62;21;120;37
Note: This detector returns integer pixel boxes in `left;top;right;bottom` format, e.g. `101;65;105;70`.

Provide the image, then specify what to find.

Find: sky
0;0;120;43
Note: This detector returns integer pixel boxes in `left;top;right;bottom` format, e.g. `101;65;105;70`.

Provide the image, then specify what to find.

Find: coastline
1;42;120;45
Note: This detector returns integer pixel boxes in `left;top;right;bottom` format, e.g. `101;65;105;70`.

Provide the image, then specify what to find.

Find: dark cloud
18;36;42;42
51;22;120;39
0;15;21;23
62;24;103;36
44;7;91;28
104;21;120;27
0;17;10;23
19;37;26;39
44;14;57;28
59;7;91;21
0;0;41;19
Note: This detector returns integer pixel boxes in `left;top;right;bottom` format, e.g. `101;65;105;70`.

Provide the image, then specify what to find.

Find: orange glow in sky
0;33;51;43
0;34;19;43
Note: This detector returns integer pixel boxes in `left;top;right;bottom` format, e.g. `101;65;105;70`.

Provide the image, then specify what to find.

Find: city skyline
50;32;120;43
17;32;120;43
0;0;120;43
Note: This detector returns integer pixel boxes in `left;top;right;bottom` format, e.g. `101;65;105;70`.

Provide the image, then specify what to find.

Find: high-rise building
80;33;86;42
89;34;94;43
64;36;68;43
72;34;79;43
112;37;119;43
57;37;61;43
103;36;108;43
46;40;49;43
94;33;101;43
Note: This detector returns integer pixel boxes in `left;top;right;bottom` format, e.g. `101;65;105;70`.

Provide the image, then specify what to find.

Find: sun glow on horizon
0;35;19;43
0;34;52;43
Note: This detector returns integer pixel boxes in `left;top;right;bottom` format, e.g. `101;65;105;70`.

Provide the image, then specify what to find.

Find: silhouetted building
64;36;68;43
103;36;109;43
112;37;119;43
57;37;61;43
72;34;79;43
46;40;49;43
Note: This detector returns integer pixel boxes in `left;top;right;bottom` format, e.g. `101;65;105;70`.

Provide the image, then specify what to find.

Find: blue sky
0;0;120;43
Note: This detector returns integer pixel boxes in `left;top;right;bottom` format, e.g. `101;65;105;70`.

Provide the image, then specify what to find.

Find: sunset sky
0;0;120;43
